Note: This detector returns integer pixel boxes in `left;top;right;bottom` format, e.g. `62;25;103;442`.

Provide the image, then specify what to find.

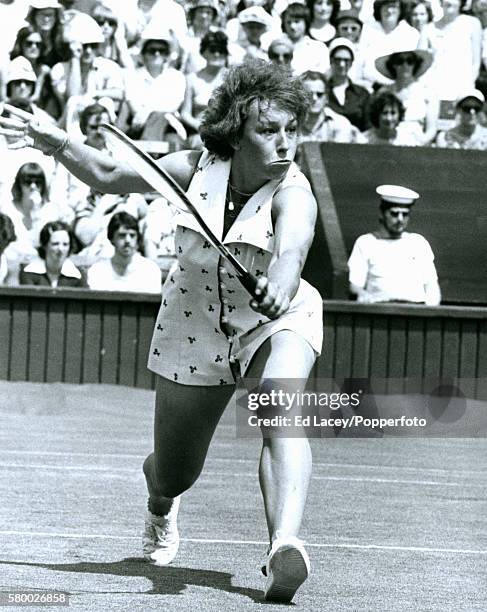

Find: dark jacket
327;79;370;132
19;259;87;288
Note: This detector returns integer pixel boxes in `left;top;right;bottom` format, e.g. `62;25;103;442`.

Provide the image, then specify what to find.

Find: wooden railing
1;287;486;397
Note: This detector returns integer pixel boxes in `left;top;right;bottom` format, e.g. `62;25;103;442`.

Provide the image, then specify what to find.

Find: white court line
0;530;485;556
0;451;485;477
0;463;480;487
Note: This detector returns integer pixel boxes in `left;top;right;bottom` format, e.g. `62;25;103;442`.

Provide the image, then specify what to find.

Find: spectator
19;220;87;287
226;0;281;49
348;184;441;304
90;0;134;69
375;46;438;144
180;31;228;149
25;0;68;67
327;37;370;131
0;212;16;285
1;162;72;277
4;57;56;125
307;0;340;44
236;6;274;60
435;89;487;149
335;9;363;43
50;14;125;115
9;25;61;118
122;24;186;140
267;36;294;67
182;0;222;74
299;70;365;142
281;2;330;74
362;90;419;144
87;211;162;293
427;0;482;101
134;0;188;44
358;0;419;89
406;0;438;56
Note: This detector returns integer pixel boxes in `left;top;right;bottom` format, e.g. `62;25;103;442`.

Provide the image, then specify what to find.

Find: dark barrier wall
300;142;487;305
1;288;486;397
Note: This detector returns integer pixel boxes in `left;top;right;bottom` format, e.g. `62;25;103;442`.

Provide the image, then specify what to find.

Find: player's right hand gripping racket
101;124;261;300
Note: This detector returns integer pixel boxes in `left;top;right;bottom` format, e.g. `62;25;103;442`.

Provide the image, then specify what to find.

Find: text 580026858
0;592;69;606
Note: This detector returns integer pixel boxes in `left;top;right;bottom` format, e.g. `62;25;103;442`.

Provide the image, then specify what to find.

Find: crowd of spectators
0;0;485;294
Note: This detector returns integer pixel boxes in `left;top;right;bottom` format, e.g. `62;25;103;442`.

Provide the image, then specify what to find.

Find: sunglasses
24;39;42;47
269;52;293;60
393;55;416;65
309;91;325;98
388;210;410;218
338;24;361;32
82;42;99;49
95;16;117;27
144;46;169;56
331;56;353;64
459;104;482;113
21;176;44;186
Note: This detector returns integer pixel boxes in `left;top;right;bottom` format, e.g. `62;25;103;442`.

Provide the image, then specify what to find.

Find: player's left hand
250;277;290;320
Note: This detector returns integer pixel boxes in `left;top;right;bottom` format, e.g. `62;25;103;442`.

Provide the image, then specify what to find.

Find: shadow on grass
0;557;269;603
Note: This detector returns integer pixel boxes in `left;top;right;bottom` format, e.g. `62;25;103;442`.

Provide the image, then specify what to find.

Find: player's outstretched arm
0;104;150;194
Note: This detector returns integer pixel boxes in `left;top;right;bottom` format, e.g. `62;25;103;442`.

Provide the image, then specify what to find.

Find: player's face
45;230;70;268
112;226;138;258
237;100;299;182
382;206;410;237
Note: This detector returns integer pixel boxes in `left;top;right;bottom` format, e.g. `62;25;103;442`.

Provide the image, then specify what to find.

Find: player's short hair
199;59;311;159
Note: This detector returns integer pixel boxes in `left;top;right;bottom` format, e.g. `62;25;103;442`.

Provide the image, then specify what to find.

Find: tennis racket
101;124;261;300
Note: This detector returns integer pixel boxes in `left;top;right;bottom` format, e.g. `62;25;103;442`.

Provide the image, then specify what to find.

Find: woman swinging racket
0;60;323;604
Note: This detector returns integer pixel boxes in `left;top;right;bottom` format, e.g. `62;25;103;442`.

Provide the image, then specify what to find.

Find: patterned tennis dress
147;151;323;386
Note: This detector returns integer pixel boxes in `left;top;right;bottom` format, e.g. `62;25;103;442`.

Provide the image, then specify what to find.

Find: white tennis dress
147;150;323;386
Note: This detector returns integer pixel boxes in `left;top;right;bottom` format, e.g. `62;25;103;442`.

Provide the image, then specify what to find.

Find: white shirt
87;253;162;294
348;232;438;303
125;66;186;123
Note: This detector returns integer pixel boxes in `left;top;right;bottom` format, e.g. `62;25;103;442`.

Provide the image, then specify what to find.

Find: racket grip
238;271;263;302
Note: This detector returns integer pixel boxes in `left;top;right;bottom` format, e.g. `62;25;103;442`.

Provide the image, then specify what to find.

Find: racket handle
237;271;263;302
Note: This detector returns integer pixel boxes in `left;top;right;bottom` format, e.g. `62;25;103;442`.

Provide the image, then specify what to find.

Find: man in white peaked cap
348;185;441;305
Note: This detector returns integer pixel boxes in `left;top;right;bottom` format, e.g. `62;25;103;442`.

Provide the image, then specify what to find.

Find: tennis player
0;60;323;604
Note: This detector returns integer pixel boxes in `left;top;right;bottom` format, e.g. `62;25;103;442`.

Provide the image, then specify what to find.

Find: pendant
228;200;234;211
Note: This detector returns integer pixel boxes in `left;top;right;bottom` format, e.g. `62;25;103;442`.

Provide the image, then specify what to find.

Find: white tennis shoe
263;536;310;603
142;496;181;565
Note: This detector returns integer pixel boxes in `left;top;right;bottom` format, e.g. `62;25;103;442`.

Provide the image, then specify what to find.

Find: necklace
228;181;256;198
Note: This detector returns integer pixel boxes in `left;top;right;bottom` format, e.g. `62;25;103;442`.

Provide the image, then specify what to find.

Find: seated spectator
427;0;482;101
327;37;370;131
180;31;228;148
300;70;365;142
375;46;438;144
0;212;16;285
1;162;73;278
25;0;68;67
335;8;363;43
5;57;56;125
358;0;419;90
50;102;112;212
90;0;134;69
307;0;340;44
142;196;177;273
51;14;125;119
87;211;162;293
405;0;438;57
226;0;282;48
19;220;87;287
9;25;61;119
236;6;274;61
281;2;330;75
122;24;186;140
348;184;440;304
267;36;294;67
362;90;419;144
181;0;222;74
435;90;487;149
